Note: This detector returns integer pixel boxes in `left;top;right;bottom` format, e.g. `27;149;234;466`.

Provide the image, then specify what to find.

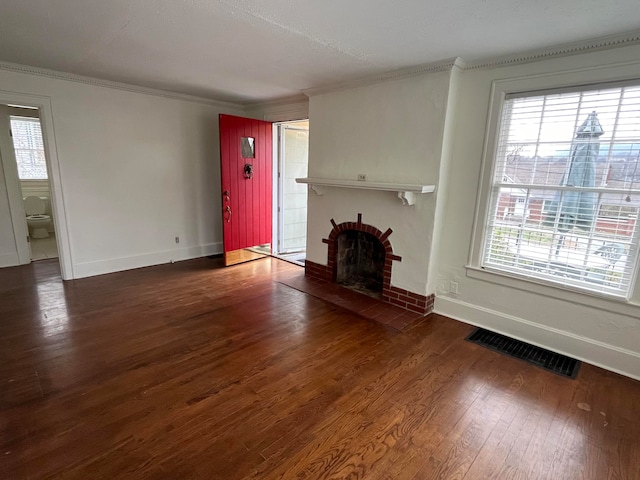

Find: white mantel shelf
295;177;436;205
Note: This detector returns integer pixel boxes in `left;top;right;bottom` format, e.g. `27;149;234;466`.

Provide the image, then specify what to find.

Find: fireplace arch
304;213;435;315
304;213;433;315
322;214;401;299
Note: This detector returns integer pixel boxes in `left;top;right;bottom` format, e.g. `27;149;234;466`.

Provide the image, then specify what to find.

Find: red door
219;114;272;266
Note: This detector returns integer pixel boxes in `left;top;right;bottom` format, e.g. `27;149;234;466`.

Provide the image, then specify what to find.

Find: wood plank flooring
1;257;639;480
278;273;426;331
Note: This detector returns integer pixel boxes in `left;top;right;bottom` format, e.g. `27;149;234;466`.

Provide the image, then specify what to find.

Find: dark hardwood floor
1;257;639;480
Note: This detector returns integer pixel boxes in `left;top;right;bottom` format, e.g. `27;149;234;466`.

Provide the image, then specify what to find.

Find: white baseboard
435;296;640;381
72;242;223;279
0;252;19;268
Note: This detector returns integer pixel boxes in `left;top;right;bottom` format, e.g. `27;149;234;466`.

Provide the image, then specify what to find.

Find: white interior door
277;121;309;254
0;105;31;265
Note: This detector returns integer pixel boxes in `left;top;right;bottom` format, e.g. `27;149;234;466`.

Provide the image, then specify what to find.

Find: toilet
25;196;51;239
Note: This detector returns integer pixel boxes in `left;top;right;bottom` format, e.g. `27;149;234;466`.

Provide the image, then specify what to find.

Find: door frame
0;90;73;279
271;120;309;256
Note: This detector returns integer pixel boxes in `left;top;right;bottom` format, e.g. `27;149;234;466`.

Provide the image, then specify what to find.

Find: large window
482;82;640;298
10;116;47;180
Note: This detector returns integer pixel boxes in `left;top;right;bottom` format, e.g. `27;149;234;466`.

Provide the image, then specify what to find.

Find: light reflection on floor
36;280;69;338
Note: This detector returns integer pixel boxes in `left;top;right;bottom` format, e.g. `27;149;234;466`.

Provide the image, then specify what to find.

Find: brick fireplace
305;213;434;315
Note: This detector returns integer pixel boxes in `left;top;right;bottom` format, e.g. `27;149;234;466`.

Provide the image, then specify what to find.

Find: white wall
0;68;243;277
306;69;458;295
435;45;640;379
21;180;50;199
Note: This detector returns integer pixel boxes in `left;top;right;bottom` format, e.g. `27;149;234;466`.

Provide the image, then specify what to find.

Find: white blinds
483;83;640;297
10;116;47;180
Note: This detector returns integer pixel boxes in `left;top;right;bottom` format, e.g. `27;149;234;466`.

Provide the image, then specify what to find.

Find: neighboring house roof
503;156;640;208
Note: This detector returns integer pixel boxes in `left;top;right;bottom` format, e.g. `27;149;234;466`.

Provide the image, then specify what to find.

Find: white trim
244;94;308;111
39;101;73;278
73;242;223;279
296;177;435;205
0;91;78;279
465;266;640;318
468;81;502;267
296;177;435;192
303;58;465;97
467;60;640;304
261;107;309;123
435;295;640;381
272;125;281;255
241;33;640;110
466;30;640;70
276;121;310;254
247;99;309;123
0;61;242;109
2;31;640;114
0;252;19;268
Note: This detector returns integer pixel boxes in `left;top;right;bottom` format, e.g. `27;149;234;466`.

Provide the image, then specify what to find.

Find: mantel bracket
398;191;416;205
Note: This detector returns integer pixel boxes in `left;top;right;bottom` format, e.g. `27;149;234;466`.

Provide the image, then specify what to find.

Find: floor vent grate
466;328;581;379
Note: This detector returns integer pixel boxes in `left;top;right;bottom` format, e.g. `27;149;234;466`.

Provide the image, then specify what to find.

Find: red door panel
219;114;272;266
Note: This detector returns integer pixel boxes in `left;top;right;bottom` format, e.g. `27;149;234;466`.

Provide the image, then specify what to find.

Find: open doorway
273;120;309;266
9;107;58;261
0;103;61;268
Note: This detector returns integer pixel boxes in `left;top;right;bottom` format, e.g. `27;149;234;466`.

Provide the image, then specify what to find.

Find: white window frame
10;115;48;180
467;65;640;310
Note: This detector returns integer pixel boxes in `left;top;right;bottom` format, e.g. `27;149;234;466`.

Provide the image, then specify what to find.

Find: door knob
225;205;232;223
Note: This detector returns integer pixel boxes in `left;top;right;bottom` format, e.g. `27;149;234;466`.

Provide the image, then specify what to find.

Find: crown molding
465;30;640;70
243;93;308;110
303;57;465;97
243;93;309;121
4;29;639;111
0;61;243;109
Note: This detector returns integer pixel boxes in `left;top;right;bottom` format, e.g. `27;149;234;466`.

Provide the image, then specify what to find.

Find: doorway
273;120;309;266
6;107;58;261
218;115;308;268
0;94;70;278
219;114;273;266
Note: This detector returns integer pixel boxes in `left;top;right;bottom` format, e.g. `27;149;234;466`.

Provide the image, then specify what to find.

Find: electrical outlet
357;174;366;181
175;236;180;244
449;281;459;294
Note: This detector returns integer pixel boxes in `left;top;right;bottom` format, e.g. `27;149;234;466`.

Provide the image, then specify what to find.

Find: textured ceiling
0;0;639;104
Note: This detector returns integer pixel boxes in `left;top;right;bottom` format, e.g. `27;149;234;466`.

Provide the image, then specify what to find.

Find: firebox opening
336;230;386;297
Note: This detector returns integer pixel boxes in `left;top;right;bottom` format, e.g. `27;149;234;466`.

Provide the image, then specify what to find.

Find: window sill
465;265;640;319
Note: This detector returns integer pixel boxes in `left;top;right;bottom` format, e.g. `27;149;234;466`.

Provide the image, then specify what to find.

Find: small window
241;136;255;158
10;116;47;180
481;82;640;297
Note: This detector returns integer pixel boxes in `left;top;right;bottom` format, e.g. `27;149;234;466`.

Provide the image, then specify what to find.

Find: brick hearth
305;213;434;315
